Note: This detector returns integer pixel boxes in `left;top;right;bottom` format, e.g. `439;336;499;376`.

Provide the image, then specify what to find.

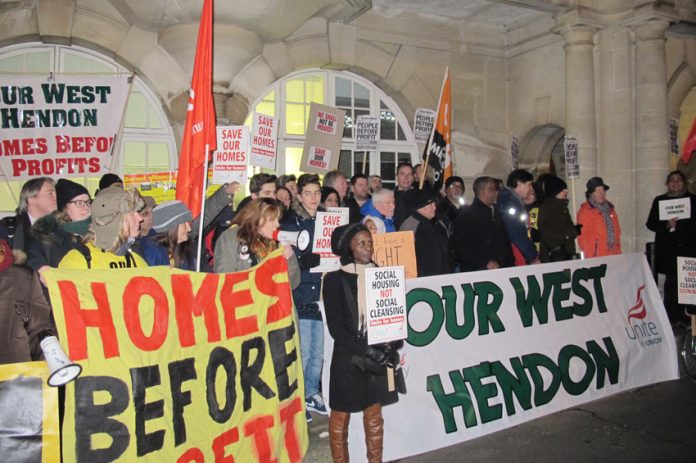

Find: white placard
365;266;407;345
677;256;696;305
250;112;278;169
307;145;332;171
311;208;349;272
564;135;579;179
211;126;248;185
355;115;380;151
658;197;691;221
314;109;339;135
413;108;436;143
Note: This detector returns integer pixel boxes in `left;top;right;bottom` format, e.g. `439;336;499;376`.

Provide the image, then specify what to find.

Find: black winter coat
646;192;696;275
26;213;88;272
399;212;451;277
323;270;398;413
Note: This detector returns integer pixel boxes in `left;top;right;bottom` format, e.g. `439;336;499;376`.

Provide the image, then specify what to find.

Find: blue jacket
281;202;324;319
359;199;395;232
137;229;169;266
496;187;537;263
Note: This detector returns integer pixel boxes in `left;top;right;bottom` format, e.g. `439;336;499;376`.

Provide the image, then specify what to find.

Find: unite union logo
624;285;662;347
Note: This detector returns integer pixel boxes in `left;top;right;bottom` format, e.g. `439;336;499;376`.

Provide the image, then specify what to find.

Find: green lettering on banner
521;353;561;407
588;265;608;313
426;372;477;433
587;337;619;388
510;274;551;327
443;285;474;340
473;281;505;335
557;344;595;395
490;358;532;416
462;363;502;424
547;270;573;321
571;267;593;316
407;288;444;347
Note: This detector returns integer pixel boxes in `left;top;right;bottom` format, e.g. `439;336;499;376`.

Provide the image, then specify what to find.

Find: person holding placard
323;222;401;463
646;170;696;325
577;177;622;258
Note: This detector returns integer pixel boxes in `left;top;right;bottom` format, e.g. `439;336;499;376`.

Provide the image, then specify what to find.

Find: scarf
61;217;92;236
340;262;375;333
588;198;616;250
0;239;14;272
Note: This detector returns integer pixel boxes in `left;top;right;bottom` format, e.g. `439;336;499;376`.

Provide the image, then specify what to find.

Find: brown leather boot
329;410;351;463
363;403;384;463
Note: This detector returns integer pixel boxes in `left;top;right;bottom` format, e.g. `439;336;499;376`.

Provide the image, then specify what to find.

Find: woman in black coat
322;223;400;463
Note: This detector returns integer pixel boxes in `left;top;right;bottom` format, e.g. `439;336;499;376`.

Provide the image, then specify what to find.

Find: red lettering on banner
243;415;276;463
177;447;205;463
279;398;303;463
212;427;240;463
172;273;222;347
255;254;292;323
220;273;257;338
122;277;170;351
57;280;119;360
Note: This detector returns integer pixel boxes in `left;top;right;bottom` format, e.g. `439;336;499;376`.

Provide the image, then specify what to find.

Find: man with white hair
359;188;396;232
2;177;56;252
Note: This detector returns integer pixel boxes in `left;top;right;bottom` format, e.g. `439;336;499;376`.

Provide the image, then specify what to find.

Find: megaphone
41;336;82;387
273;229;311;251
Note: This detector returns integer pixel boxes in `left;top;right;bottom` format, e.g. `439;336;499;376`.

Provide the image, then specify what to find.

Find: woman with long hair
214;198;300;287
149;200;196;270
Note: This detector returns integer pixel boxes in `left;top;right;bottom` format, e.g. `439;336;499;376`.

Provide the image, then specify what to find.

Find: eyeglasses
67;199;92;208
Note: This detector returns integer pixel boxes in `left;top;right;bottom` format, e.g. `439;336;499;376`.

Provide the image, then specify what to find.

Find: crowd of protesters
1;164;695;463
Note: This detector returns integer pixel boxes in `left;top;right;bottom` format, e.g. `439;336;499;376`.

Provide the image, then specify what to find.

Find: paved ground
303;332;696;462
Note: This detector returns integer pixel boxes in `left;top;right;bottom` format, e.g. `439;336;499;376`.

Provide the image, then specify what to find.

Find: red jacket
576;201;622;257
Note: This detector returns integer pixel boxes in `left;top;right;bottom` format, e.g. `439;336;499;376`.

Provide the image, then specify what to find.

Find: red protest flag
176;0;217;218
422;67;452;189
681;117;696;165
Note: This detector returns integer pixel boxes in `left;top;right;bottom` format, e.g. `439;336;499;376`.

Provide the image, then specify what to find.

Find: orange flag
176;0;216;218
423;67;452;189
681;117;696;165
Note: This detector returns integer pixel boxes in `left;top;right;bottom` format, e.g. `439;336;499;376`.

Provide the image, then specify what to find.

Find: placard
311;208;349;273
413;108;436;143
564;135;579;179
365;266;407;345
250;113;278;169
212;125;248;185
124;170;218;204
371;231;417;280
355;115;380;150
658;196;691;221
678;256;696;305
301;103;345;174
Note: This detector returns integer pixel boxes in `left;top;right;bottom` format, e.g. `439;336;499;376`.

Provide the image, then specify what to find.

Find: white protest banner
658;196;691;221
212;126;248;185
564;135;579;179
325;254;678;460
365;266;407;345
677;256;696;305
250;112;278;169
311;208;349;273
355;115;380;151
0;76;130;180
301;103;345;174
413;108;436;143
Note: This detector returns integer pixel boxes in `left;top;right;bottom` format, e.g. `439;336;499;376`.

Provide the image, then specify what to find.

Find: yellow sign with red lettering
44;250;307;463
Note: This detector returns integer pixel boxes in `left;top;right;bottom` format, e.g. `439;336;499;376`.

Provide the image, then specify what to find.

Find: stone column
633;18;670;252
560;25;598;212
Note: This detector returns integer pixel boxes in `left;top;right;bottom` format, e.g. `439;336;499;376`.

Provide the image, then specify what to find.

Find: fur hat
152;200;193;233
56;179;90;211
331;222;369;264
141;195;157;211
90;187;144;251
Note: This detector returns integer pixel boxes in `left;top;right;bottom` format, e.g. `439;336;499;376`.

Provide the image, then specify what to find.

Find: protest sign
677;256;696;305
413;108;436;144
301;103;345;174
365;266;407;345
124;170;218;204
212;126;248;185
250;113;278;169
0;76;130;180
336;254;677;460
564;135;579;179
43;250;308;463
658;197;691;221
311;208;349;273
0;361;60;462
355;115;380;151
372;231;417;280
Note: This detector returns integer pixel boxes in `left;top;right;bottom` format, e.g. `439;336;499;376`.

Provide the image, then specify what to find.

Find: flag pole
195;145;209;272
420;66;449;190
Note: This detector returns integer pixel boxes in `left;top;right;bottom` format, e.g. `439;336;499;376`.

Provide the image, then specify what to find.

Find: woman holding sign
323;222;401;463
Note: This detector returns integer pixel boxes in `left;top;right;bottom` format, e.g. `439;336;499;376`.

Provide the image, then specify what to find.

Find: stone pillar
560;25;598;212
633;18;670;252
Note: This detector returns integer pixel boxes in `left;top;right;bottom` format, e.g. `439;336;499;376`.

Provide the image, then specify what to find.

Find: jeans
299;318;324;398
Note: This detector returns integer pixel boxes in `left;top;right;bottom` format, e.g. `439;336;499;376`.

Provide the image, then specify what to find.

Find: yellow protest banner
372;231;418;279
43;250;308;463
124;170;218;204
0;361;60;462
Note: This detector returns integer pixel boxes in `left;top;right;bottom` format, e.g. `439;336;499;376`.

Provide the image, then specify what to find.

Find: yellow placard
0;361;60;463
372;231;418;280
43;249;307;463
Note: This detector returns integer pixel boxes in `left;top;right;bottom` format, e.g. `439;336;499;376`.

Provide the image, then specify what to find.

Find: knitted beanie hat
152;200;193;233
56;179;90;211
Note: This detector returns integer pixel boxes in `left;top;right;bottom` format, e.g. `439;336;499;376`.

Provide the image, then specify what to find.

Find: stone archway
518;123;566;177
